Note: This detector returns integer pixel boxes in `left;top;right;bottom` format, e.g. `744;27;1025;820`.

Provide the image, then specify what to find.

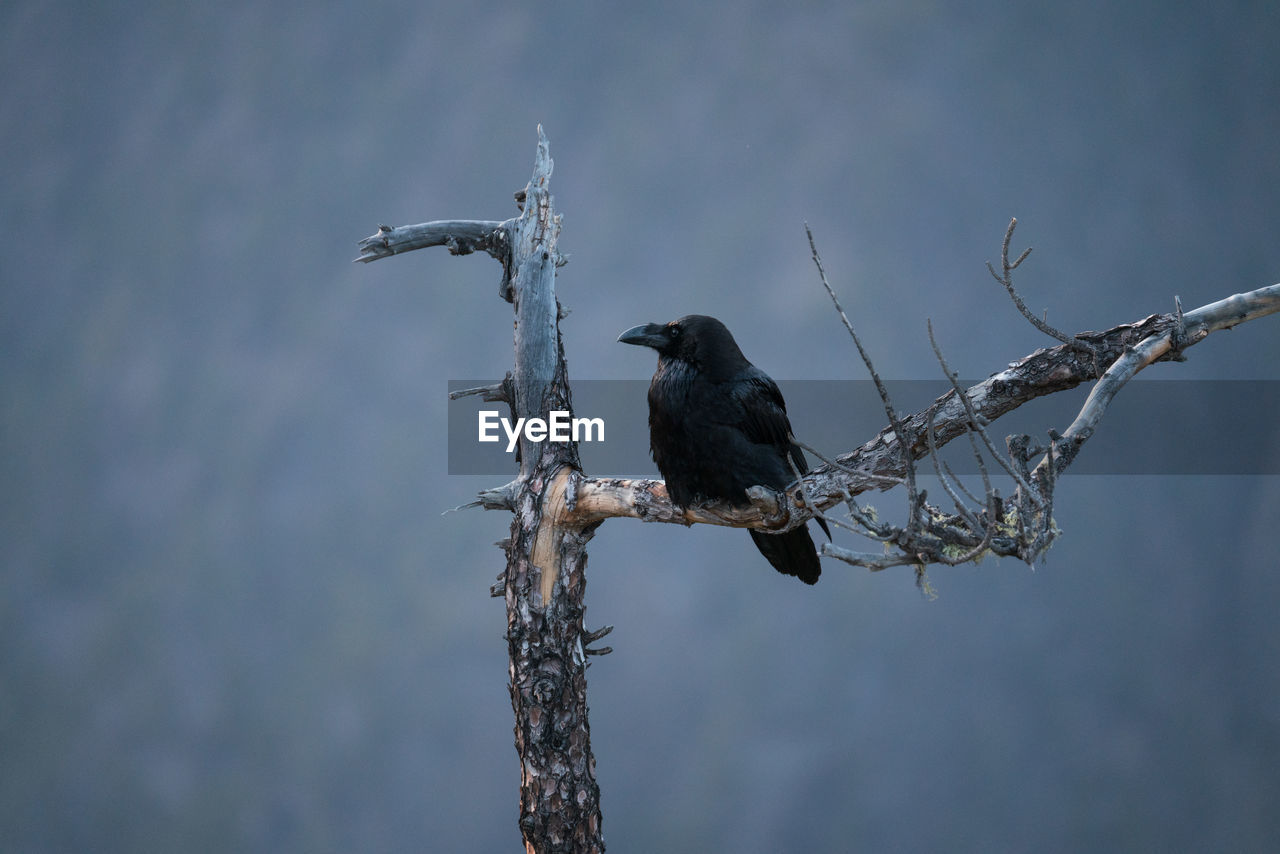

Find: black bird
618;315;830;584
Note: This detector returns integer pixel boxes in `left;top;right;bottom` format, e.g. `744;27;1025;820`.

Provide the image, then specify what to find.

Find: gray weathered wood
359;128;603;853
354;219;509;264
498;128;604;854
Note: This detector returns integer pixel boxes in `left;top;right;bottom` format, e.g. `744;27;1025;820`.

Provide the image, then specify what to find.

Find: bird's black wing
729;369;794;451
731;369;832;541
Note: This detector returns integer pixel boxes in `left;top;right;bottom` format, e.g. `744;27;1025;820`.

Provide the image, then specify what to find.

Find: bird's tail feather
749;526;822;585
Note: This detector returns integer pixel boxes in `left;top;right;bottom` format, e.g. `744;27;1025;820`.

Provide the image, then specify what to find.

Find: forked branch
803;224;1278;576
567;238;1279;580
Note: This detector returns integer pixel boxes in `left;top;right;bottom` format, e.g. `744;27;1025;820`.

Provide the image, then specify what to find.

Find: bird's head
618;315;750;377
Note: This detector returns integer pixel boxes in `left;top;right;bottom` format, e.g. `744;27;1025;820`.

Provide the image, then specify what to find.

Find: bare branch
447;376;513;404
807;224;909;440
927;319;1042;506
783;437;836;532
924;409;982;535
807;223;923;541
945;433;991;509
793;438;903;488
1182;282;1280;335
354;219;511;264
820;543;923;572
1036;281;1280;480
986;217;1095;357
813;237;1279;574
570;476;791;530
790;439;896;535
561;282;1279;555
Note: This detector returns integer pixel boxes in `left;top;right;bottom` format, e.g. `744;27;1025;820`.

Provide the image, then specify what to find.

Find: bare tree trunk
493;131;604;853
359;129;604;852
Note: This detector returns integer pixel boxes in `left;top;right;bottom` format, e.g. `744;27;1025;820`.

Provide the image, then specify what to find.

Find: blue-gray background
4;1;1279;851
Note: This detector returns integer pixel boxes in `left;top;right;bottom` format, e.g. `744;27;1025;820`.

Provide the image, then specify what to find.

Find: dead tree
355;129;1280;852
360;129;605;853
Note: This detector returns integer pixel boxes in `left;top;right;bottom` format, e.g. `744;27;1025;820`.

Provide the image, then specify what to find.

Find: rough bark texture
357;129;603;852
499;130;604;853
353;218;510;265
809;313;1179;495
357;130;604;853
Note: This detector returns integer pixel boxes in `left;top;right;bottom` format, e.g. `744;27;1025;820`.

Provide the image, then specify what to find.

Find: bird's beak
617;323;666;349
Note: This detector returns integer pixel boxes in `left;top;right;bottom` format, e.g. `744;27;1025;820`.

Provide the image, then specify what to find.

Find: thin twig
793;438;903;487
820;543;925;572
807;223;922;537
782;441;840;533
927;320;1043;506
985;217;1095;357
448;381;511;402
925;409;983;535
933;492;998;565
942;455;983;508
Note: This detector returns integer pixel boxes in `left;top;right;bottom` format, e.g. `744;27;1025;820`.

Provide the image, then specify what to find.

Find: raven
618;315;830;584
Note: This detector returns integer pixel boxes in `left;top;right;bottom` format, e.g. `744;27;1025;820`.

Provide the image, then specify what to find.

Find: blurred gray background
4;1;1279;851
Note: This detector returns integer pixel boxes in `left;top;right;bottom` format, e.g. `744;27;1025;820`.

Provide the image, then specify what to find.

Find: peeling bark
498;129;605;853
359;128;605;853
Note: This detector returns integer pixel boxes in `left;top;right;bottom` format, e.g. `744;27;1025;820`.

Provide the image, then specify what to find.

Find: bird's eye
668;326;681;338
